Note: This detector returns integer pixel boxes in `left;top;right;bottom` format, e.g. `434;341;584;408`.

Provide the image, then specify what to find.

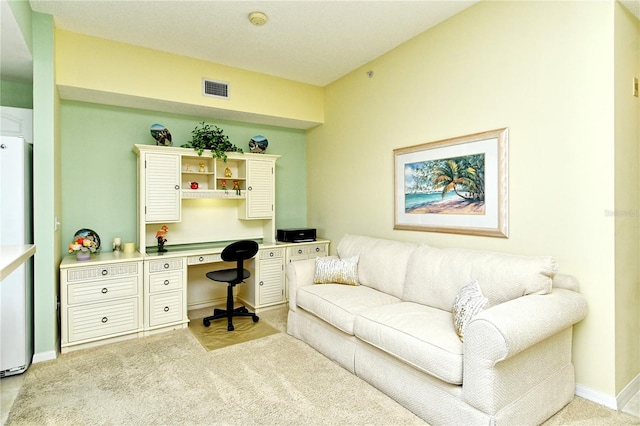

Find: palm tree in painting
429;154;485;201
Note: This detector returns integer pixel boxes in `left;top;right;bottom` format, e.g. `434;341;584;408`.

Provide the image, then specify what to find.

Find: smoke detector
248;11;268;26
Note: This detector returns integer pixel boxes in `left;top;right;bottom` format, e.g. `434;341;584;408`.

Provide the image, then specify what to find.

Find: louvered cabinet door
242;158;274;219
257;248;285;306
145;152;181;223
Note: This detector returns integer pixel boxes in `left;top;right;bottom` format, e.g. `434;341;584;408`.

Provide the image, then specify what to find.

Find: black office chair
203;240;260;331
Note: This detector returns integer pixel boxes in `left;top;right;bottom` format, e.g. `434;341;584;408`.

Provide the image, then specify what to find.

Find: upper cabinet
239;158;275;220
145;152;181;223
133;144;279;253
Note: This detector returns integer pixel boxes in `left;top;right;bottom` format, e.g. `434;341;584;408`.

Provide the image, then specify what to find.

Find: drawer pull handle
259;281;264;286
269;252;274;257
164;306;170;312
164;263;170;269
101;269;108;276
164;280;170;285
101;317;108;323
315;247;320;252
297;249;303;254
199;256;204;262
101;288;108;294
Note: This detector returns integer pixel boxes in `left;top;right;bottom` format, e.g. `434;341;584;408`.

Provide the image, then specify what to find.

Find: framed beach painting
394;128;508;238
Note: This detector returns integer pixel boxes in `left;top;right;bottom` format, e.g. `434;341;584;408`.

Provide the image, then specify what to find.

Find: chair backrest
221;240;259;263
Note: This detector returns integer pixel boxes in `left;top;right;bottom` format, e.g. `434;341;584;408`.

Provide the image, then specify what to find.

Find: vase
76;249;91;261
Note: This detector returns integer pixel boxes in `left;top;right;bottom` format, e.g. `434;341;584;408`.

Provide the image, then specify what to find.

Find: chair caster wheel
228;324;235;331
203;319;211;327
253;315;259;322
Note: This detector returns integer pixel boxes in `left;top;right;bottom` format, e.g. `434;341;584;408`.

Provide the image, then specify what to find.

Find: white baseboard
617;374;640;411
32;349;57;364
576;375;640;411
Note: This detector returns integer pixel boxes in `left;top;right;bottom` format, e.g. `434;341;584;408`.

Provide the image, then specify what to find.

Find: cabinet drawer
67;276;139;305
67;262;139;282
149;291;183;327
306;244;327;257
187;254;222;265
260;248;284;260
67;298;139;343
149;271;183;293
148;258;183;273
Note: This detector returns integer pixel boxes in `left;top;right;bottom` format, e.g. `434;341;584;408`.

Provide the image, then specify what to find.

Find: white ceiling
4;0;485;86
3;1;640;87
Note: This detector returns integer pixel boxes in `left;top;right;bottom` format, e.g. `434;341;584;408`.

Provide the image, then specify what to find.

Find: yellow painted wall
308;0;623;397
54;30;324;128
614;1;640;396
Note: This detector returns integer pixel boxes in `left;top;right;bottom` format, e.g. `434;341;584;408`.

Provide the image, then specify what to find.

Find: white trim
32;349;57;363
617;374;640;411
575;383;618;410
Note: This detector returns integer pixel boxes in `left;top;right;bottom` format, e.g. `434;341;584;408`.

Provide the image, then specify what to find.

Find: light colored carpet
188;314;279;351
5;307;640;425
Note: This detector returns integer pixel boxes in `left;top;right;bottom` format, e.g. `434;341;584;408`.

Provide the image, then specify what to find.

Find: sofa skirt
287;307;358;374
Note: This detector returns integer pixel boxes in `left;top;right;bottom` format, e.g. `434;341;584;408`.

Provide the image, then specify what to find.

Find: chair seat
206;268;250;284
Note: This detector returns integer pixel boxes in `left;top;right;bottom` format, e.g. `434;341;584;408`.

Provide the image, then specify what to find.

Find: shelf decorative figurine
199;162;205;172
233;180;241;196
156;225;168;252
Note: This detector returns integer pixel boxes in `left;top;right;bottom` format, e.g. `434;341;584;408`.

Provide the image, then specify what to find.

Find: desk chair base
202;283;259;331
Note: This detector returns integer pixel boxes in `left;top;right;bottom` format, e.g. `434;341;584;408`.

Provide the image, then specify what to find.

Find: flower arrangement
68;236;100;254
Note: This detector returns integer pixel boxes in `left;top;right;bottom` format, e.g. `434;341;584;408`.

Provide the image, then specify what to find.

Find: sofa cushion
296;284;400;335
337;234;418;299
354;302;463;385
314;255;360;285
403;245;557;311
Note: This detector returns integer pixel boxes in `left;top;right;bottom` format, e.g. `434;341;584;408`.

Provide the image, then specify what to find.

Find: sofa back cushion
403;244;557;311
337;234;418;299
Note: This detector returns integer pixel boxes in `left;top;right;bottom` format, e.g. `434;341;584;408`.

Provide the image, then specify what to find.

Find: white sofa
286;234;588;425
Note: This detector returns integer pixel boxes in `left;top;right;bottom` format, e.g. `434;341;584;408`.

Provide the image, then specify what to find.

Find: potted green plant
181;122;243;161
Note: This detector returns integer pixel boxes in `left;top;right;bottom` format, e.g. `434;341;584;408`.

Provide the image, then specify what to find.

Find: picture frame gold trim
394;128;508;238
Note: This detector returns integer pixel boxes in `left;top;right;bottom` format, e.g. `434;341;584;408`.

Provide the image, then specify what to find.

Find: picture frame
394;128;508;238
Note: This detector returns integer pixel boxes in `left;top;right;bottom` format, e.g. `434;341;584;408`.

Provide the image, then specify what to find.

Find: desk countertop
59;239;330;266
1;244;36;281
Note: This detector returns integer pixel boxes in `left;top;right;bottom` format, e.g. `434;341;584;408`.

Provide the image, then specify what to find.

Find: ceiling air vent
202;78;229;99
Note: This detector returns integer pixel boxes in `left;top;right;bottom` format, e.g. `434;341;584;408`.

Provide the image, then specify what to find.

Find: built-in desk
59;239;329;352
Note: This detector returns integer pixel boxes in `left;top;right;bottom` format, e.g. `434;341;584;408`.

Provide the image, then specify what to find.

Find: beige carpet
5;307;640;425
188;315;279;351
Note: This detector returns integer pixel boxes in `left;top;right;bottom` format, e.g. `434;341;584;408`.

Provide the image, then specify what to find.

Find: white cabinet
144;152;181;223
144;257;188;332
257;247;285;305
285;242;329;264
59;253;143;353
237;247;285;311
134;145;280;253
239;159;274;219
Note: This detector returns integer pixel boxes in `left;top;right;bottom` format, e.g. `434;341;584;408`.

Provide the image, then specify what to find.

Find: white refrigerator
0;136;34;377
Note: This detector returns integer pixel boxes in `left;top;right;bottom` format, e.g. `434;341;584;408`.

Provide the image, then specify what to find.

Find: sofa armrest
463;288;587;414
465;288;587;362
286;257;333;311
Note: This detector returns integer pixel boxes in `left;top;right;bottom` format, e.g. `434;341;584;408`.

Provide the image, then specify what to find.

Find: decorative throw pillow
452;280;488;342
314;256;360;286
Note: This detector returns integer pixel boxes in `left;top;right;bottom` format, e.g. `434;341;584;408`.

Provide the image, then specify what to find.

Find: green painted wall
32;11;60;358
0;80;33;108
59;100;307;253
